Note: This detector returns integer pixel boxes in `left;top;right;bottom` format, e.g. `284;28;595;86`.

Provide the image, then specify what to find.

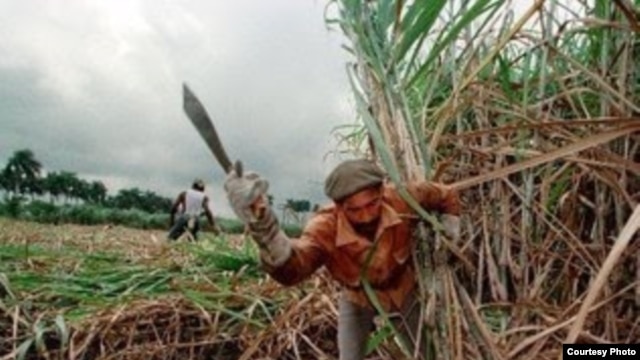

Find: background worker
168;178;219;240
224;159;461;359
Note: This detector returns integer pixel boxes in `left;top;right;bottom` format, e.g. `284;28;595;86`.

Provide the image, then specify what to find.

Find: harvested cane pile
0;219;344;360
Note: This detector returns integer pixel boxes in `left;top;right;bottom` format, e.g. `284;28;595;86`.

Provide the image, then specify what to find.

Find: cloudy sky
0;0;357;217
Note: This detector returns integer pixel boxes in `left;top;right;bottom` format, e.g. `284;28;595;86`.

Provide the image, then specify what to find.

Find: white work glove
246;206;292;266
223;167;269;223
223;166;291;266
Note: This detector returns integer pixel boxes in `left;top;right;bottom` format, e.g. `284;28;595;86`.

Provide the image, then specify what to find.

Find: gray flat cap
324;159;384;201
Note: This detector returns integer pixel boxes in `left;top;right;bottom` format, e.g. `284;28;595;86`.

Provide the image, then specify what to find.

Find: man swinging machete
182;83;462;360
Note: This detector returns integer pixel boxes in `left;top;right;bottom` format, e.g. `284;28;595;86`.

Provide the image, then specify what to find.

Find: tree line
0;149;172;213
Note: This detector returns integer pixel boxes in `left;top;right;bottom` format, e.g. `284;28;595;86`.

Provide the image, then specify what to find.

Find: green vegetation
329;0;639;357
0;219;262;359
0;149;171;212
0;199;303;236
0;219;329;359
0;149;303;236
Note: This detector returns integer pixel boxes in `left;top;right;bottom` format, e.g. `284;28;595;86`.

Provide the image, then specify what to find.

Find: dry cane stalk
563;205;640;345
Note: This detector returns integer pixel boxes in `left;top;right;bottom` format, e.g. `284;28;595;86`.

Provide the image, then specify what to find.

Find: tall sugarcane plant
329;0;639;358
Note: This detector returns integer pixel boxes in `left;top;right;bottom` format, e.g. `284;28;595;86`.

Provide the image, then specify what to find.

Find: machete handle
228;159;267;219
233;160;243;177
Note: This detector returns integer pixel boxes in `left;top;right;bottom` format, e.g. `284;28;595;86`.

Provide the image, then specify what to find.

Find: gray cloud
0;0;357;217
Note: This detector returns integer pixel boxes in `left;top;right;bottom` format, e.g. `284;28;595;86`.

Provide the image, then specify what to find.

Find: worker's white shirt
184;189;205;216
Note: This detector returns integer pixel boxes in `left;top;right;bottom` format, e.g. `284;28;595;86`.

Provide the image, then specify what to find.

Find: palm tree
71;178;91;204
87;181;107;204
57;171;81;204
22;178;44;200
2;149;42;197
112;188;143;210
43;171;65;203
0;170;8;199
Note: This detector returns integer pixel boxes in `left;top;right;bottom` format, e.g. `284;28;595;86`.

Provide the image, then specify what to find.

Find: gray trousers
338;290;426;360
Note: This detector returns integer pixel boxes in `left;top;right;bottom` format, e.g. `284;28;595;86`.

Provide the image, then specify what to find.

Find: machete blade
182;83;237;174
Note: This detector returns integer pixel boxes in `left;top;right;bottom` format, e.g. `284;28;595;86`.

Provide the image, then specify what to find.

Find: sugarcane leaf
393;0;447;61
17;338;34;360
365;324;393;355
54;314;70;346
33;319;47;353
405;0;502;90
0;272;15;299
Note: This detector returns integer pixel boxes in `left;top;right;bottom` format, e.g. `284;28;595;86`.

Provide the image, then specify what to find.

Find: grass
0;198;304;237
0;217;338;359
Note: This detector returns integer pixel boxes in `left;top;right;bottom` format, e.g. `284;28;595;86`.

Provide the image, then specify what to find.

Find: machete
181;82;271;220
182;83;242;176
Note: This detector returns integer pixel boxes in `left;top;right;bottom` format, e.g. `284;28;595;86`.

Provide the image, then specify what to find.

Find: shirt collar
335;202;403;247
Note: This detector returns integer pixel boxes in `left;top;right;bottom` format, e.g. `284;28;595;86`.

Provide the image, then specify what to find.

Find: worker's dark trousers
167;215;200;240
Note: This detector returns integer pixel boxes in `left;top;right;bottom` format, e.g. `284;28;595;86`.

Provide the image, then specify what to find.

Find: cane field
2;0;640;359
0;217;340;360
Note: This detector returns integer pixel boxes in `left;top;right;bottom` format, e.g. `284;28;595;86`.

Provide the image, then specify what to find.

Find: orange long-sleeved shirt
265;181;461;311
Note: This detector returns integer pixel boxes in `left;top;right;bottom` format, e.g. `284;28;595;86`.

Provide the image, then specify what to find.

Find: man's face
339;186;383;225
